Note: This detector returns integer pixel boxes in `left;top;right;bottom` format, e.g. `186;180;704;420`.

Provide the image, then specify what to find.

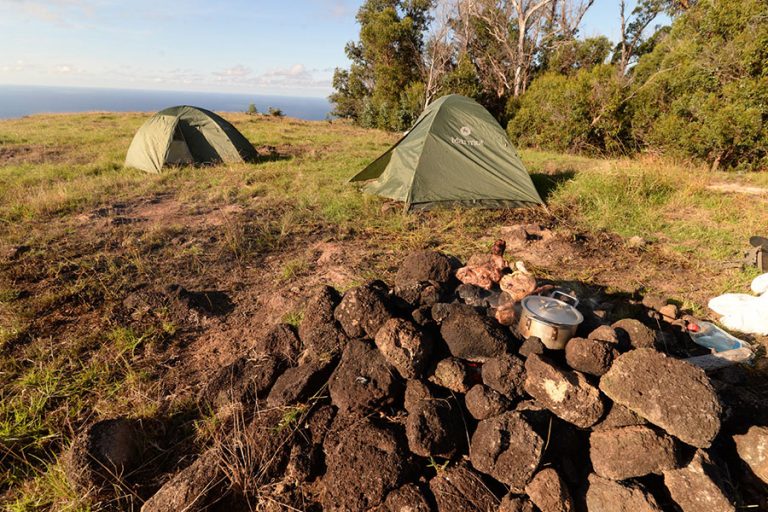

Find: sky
0;0;665;98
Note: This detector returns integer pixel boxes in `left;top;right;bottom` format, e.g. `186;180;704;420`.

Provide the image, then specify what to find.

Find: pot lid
522;295;584;326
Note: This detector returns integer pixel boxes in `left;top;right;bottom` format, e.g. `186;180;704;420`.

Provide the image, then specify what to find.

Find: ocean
0;85;333;121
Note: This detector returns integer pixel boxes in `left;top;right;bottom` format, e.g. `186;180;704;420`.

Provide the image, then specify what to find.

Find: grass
1;111;767;509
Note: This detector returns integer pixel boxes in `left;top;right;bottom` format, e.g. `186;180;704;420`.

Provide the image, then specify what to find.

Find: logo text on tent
451;126;484;147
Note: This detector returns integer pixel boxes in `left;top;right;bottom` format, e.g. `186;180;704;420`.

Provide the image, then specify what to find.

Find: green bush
507;64;630;155
630;0;768;171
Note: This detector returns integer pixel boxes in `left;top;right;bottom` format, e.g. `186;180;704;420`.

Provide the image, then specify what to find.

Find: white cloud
213;64;252;78
207;63;330;90
0;59;34;73
264;64;311;80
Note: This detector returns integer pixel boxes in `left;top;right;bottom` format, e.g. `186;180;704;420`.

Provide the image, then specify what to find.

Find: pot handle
551;290;579;308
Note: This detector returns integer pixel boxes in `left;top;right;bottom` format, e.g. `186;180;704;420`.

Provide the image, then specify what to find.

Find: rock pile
65;240;768;511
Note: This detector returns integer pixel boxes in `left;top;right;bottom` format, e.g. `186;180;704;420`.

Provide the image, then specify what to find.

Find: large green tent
125;105;258;173
350;94;543;210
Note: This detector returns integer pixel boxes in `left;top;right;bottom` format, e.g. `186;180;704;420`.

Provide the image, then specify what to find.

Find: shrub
507;64;631;155
630;0;768;171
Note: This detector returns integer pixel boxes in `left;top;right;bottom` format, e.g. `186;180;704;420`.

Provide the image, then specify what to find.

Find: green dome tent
125;106;258;173
350;94;543;211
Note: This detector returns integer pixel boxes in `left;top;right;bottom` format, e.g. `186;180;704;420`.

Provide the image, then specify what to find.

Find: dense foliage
332;0;767;170
629;0;768;170
508;64;631;155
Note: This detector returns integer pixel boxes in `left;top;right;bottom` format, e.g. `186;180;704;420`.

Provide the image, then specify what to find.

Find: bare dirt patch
707;182;768;197
0;144;90;166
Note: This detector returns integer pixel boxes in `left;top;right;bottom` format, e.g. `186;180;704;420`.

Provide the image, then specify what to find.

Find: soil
3;189;768;509
0;144;91;166
707;182;768;197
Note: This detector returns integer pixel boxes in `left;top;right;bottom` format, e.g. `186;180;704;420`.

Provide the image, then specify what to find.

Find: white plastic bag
720;308;768;336
709;289;768;335
708;293;761;316
751;273;768;295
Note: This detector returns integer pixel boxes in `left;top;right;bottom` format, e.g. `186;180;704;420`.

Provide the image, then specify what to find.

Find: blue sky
0;0;663;97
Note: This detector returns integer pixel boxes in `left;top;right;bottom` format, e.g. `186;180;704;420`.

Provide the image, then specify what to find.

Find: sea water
0;85;332;121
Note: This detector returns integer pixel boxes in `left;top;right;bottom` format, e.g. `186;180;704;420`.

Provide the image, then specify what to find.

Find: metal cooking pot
518;291;584;350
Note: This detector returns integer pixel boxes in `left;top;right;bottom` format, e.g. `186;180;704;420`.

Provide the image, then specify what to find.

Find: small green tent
125;105;258;173
350;95;543;210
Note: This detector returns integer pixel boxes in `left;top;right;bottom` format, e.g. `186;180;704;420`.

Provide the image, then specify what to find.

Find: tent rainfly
350;94;543;211
125;105;258;173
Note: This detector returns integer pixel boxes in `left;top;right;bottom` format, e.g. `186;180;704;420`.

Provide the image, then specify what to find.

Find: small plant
247;103;258;115
107;326;148;357
267;107;284;117
281;309;303;328
277;405;307;433
280;257;308;282
427;456;449;472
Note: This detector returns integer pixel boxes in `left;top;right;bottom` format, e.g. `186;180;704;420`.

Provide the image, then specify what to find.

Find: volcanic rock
592;402;647;431
334;281;395;339
659;304;679;322
464;384;510;420
734;425;768;484
322;417;409;510
252;323;302;363
519;336;546;358
440;304;510;361
588;325;619;345
396;280;446;308
329;339;402;413
585;474;662;512
299;285;347;357
267;358;336;407
429;357;472;393
524;355;605;428
200;354;285;409
564;337;617;376
404;379;433;413
469;411;543;491
481;353;526;400
429;463;498;512
611;319;658;350
374;318;433;379
599;348;722;448
65;418;143;495
590;426;678;480
524;467;574;512
663;450;735;512
411;305;433;326
382;483;432;512
140;449;225;512
406;397;463;458
499;495;535;512
587;473;662;512
395;250;454;287
457;283;499;308
430;302;453;324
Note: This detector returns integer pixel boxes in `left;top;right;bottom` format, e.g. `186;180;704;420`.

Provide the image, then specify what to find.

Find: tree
460;0;595;98
246;103;258;115
614;0;687;75
545;36;612;75
423;0;457;106
330;0;434;130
